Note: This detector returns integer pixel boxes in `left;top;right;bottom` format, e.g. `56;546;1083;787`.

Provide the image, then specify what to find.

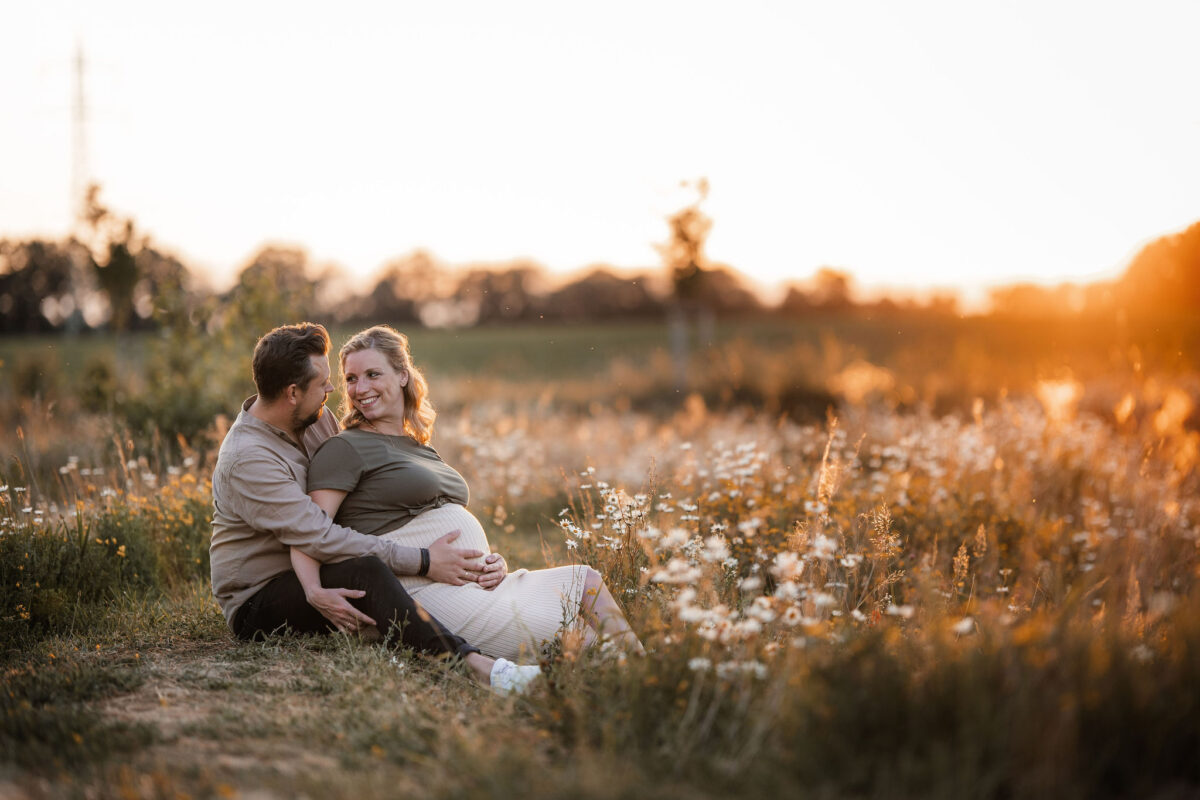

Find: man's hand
427;530;486;586
306;586;377;633
478;552;507;590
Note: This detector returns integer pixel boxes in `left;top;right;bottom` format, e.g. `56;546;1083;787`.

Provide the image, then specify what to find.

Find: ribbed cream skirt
379;504;589;663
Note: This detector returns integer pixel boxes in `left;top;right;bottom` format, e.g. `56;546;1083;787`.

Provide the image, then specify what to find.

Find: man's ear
285;383;299;405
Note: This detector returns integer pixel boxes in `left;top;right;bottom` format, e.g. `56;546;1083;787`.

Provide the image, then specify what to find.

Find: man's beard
294;405;324;430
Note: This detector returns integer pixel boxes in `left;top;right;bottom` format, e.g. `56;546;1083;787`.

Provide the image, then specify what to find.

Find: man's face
292;354;334;431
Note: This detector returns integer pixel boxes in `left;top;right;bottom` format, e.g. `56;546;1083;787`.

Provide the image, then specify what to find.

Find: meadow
1;313;1198;799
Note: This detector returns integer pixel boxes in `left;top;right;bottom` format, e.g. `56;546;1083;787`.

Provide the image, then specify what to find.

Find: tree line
2;184;1197;335
986;220;1200;319
0;185;872;335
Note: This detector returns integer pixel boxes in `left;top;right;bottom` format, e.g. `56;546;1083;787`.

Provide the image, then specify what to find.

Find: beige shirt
209;397;421;627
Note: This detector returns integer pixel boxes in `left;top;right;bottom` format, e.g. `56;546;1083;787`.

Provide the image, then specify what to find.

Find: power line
71;40;89;233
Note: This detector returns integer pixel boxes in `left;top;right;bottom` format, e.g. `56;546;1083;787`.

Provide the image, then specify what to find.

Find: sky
2;1;1198;308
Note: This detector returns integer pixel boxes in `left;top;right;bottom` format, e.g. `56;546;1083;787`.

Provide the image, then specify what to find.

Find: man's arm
305;487;491;586
227;453;421;574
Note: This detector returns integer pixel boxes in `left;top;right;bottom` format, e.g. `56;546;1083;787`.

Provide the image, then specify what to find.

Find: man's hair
251;323;331;401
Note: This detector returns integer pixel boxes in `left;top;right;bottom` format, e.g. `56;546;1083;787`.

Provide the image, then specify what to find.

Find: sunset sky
2;1;1198;307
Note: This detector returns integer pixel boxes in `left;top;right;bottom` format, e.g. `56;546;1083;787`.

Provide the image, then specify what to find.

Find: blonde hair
338;325;436;444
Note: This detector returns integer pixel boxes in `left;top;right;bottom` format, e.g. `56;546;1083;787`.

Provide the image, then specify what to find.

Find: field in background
2;313;1199;799
4;312;1197;455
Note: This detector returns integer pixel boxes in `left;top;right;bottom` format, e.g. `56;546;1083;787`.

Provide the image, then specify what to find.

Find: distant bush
79;354;118;414
12;352;61;404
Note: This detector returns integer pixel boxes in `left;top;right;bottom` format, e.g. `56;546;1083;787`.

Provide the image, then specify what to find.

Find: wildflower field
2;315;1199;799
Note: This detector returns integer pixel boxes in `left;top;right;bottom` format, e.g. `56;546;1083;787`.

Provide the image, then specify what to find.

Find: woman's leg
236;557;539;692
579;567;644;654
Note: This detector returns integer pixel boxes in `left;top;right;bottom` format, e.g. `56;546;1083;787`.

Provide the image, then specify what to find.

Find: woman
290;325;641;663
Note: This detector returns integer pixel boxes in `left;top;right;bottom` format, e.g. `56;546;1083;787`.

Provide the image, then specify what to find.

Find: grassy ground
5;577;1199;799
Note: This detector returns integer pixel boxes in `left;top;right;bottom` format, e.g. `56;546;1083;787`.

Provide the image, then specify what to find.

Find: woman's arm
290;547;327;595
310;488;349;520
289;489;376;632
290;488;350;594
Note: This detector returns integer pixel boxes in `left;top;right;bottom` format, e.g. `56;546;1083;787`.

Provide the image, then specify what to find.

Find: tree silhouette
0;239;88;333
98;236;138;331
352;250;449;324
454;263;545;324
658;178;713;306
133;245;194;326
81;185;140;332
224;245;318;332
811;267;854;310
1118;220;1200;314
543;268;664;321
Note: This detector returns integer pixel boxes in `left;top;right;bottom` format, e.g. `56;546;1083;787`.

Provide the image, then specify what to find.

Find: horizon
3;1;1198;310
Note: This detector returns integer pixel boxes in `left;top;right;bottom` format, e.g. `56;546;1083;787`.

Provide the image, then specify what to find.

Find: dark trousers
232;556;479;660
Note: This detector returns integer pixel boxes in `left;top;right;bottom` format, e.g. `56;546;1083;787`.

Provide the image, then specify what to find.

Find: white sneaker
489;658;541;695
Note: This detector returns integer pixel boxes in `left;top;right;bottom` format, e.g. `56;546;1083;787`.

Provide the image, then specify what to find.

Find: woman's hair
251;322;331;401
338;325;436;443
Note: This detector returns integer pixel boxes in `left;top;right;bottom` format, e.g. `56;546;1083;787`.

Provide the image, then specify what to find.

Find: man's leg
234;556;479;659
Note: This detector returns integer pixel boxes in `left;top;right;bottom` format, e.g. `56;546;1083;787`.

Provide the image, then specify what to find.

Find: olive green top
306;428;470;535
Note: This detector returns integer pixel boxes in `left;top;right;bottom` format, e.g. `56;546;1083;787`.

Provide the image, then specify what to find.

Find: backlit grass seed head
810;535;838;561
652;558;702;584
772;552;804;581
739;576;763;592
774;580;802;601
973;524;988;558
811;592;838;609
730;618;763;639
715;660;767;681
701;536;729;562
736;518;763;537
653;528;691;552
953;541;970;590
747;596;776;623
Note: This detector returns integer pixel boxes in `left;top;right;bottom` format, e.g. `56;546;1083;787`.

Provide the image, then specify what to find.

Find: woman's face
342;347;408;427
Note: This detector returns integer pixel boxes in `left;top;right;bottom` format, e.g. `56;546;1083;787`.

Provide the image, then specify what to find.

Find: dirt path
82;640;358;798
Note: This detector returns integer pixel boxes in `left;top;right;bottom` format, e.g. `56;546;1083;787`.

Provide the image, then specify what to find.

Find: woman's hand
306;586;377;633
427;530;487;585
291;545;375;632
478;553;507;590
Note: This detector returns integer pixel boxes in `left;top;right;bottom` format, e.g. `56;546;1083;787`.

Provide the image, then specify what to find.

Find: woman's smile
342;348;407;428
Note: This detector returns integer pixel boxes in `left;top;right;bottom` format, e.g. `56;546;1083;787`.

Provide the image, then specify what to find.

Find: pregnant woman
290;325;641;662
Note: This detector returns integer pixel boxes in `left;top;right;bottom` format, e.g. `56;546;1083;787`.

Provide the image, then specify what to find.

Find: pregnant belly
377;504;491;592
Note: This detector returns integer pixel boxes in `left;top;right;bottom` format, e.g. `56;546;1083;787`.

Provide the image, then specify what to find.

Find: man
209;322;537;693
